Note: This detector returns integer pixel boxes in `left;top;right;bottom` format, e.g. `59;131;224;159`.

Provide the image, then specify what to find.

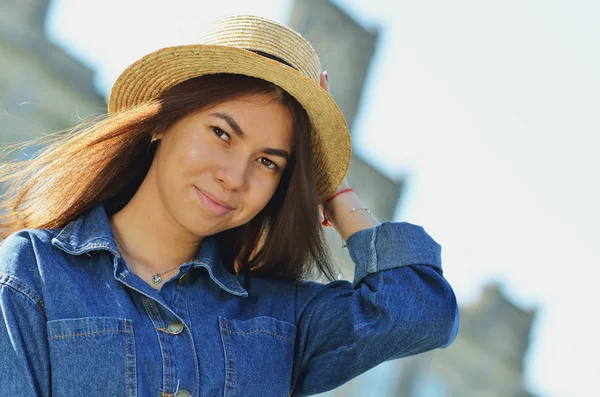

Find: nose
214;156;248;191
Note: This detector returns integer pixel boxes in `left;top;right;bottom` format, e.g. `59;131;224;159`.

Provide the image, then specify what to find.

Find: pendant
152;274;162;284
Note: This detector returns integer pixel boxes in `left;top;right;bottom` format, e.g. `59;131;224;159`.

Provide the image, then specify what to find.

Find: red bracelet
320;188;354;226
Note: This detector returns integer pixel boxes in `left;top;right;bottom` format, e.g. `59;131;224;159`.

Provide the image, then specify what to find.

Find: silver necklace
113;235;184;284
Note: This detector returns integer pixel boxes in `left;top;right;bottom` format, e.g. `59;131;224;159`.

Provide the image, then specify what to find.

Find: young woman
0;15;458;397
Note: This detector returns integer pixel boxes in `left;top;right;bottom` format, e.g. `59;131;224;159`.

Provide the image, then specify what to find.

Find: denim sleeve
0;234;50;397
291;221;459;396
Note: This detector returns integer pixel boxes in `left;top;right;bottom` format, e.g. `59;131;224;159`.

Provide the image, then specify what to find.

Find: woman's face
150;93;294;238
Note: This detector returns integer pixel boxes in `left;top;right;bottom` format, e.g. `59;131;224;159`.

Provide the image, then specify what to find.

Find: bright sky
46;0;600;396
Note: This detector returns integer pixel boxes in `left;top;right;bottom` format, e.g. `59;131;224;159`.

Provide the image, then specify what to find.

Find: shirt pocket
47;317;136;397
219;316;296;397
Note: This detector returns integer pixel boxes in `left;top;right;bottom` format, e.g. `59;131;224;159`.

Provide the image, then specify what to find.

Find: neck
109;178;203;273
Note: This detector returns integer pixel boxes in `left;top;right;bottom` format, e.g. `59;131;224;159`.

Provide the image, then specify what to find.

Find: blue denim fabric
0;203;458;396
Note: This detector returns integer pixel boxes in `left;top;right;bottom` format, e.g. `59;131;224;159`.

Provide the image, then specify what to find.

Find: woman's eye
211;126;230;142
258;157;279;171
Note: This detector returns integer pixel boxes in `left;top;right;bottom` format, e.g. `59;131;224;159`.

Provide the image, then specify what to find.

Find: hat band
249;50;296;70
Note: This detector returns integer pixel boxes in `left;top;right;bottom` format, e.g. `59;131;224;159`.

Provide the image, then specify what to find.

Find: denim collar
51;203;248;297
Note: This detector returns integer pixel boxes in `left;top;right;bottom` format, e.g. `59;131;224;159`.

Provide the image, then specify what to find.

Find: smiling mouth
194;187;233;216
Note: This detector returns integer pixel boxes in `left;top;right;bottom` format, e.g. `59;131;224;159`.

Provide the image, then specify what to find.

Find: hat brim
108;45;351;203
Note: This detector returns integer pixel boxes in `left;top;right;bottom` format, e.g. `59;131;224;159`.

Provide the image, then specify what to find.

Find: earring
150;133;158;143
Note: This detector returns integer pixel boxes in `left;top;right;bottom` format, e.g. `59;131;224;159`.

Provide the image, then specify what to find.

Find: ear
151;123;166;140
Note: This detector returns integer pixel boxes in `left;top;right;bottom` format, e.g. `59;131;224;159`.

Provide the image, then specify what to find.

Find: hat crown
200;15;321;83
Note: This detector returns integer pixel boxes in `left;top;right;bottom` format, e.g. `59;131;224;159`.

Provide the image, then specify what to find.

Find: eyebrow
209;112;290;161
210;112;246;138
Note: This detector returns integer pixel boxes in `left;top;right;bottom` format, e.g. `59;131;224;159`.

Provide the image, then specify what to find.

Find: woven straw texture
108;15;351;203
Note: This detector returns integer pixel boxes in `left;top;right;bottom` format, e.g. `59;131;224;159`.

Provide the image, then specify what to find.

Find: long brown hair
0;74;336;282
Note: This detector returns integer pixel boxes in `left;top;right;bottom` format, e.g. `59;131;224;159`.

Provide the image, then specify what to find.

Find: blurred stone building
0;0;105;158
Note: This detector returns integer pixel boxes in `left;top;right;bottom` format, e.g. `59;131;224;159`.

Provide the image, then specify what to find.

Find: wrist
321;184;352;226
327;193;378;241
321;186;360;226
326;191;362;223
321;183;379;240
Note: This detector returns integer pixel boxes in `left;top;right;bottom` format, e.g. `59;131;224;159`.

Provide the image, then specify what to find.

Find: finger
320;71;329;93
317;204;325;223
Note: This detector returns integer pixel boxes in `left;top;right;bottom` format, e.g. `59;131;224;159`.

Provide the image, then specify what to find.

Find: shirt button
167;322;184;335
174;390;191;397
178;272;189;286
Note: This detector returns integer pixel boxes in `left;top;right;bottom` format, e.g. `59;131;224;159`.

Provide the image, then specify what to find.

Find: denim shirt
0;203;458;397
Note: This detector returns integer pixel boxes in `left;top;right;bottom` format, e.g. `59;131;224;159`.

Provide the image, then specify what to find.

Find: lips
194;187;234;216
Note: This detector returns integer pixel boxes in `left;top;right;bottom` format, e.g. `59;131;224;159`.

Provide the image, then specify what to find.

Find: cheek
245;176;280;211
170;135;220;177
181;134;215;166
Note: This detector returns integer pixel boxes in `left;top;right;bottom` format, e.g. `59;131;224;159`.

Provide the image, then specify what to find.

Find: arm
0;234;51;396
291;161;458;395
290;221;459;396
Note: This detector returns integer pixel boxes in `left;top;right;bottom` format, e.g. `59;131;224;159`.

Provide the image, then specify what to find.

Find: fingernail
324;71;329;81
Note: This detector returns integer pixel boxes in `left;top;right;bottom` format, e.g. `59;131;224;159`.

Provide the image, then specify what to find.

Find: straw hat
108;15;351;203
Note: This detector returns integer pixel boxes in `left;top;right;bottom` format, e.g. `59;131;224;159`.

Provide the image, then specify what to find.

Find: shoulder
0;228;60;297
0;228;59;264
